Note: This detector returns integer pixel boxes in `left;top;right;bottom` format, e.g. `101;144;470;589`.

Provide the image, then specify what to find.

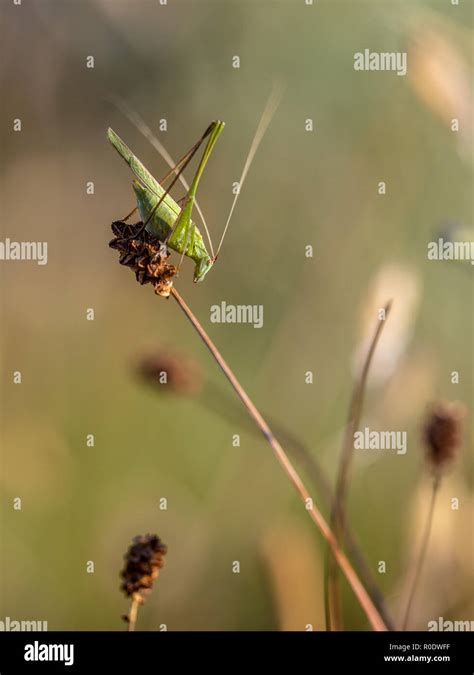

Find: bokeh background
1;0;472;631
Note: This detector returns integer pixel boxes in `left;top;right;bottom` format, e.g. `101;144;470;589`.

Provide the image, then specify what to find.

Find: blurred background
1;0;472;631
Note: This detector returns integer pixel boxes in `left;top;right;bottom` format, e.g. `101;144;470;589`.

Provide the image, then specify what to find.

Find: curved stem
326;300;392;630
402;473;441;630
170;287;387;631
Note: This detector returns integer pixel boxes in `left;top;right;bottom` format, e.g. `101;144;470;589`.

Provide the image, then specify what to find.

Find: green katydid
107;86;283;283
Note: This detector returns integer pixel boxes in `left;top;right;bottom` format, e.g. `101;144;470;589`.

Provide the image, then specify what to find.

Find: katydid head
193;256;215;283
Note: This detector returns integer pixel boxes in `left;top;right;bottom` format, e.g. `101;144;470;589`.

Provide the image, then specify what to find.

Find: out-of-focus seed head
137;351;202;396
423;401;466;473
120;534;167;600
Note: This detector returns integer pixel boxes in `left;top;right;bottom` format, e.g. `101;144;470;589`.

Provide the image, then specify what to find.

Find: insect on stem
109;96;216;258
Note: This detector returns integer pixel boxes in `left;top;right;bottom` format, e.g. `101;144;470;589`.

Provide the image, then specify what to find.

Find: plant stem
203;382;395;629
326;300;392;630
402;473;441;630
127;594;140;632
170;287;387;632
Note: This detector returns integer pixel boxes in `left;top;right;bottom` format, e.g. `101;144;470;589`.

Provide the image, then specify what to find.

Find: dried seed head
138;352;202;396
120;534;167;600
423;401;466;473
109;221;177;298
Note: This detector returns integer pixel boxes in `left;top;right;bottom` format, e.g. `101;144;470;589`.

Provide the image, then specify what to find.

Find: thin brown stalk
402;473;441;630
127;594;140;632
326;300;393;630
203;383;395;629
170;287;388;632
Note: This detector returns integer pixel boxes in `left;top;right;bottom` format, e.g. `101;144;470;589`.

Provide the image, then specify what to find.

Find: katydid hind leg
141;132;212;234
165;122;224;251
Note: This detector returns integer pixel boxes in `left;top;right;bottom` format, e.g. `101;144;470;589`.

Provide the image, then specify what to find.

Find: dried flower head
120;534;167;600
138;352;202;396
109;221;177;298
423;401;466;472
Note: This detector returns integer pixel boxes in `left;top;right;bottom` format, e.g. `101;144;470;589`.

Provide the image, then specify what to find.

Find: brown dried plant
120;534;167;632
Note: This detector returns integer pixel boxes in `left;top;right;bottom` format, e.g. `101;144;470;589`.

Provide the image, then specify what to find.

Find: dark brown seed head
137;352;201;396
109;221;178;297
120;534;167;599
423;401;466;473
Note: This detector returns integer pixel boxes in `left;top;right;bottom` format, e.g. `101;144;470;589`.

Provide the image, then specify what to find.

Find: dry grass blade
401;474;440;630
326;300;393;630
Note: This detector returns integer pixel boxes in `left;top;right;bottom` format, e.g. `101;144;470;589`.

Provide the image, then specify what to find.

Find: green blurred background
1;0;472;631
